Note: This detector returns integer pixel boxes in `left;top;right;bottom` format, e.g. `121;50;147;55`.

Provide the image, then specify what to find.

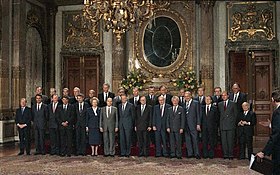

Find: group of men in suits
16;83;259;161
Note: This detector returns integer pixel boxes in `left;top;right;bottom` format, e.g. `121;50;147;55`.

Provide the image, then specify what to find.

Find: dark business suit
201;105;218;158
156;94;173;106
31;95;49;106
58;104;75;156
178;96;185;107
135;104;152;157
218;100;238;158
183;99;201;157
32;103;48;154
237;110;256;159
229;92;247;114
47;102;61;155
100;106;118;156
75;102;90;155
166;106;185;158
129;96;140;107
118;102;135;156
129;96;140;145
194;96;206;106
69;96;78;105
146;94;157;145
153;103;171;157
98;92;115;107
146;95;156;107
212;95;222;107
113;96;122;107
16;107;32;154
262;106;280;175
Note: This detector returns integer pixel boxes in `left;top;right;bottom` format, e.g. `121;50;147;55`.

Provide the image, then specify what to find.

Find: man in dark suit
58;96;76;157
113;87;125;107
85;89;95;106
218;91;238;160
129;87;141;107
146;86;157;107
229;83;247;114
118;94;135;157
201;96;219;159
69;87;80;104
183;91;201;159
135;96;152;157
16;98;32;155
59;88;70;104
32;94;48;155
178;88;185;106
212;87;223;107
98;83;115;107
194;87;206;106
75;94;90;156
47;94;60;155
129;87;140;145
153;96;171;157
145;86;157;145
100;98;119;157
167;96;185;159
237;102;256;160
257;90;280;175
31;86;49;106
156;85;173;106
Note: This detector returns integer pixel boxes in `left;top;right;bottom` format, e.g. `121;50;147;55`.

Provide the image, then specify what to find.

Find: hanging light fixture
83;0;155;43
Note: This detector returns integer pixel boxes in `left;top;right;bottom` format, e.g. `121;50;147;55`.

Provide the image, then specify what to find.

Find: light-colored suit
100;106;118;156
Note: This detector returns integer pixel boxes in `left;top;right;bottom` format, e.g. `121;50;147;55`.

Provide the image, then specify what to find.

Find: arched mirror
144;17;181;67
136;10;189;75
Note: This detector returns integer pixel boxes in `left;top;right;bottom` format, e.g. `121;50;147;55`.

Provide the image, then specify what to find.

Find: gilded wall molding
227;1;276;42
62;11;102;50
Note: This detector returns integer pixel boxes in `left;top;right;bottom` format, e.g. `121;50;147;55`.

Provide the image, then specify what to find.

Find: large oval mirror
144;17;181;67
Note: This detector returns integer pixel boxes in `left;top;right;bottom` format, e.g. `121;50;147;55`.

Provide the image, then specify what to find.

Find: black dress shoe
196;155;201;159
60;154;65;157
67;154;71;157
34;152;41;155
18;152;24;156
104;155;109;157
170;156;176;159
187;155;194;158
229;157;233;160
110;155;114;157
223;157;228;159
177;157;182;159
42;153;46;155
26;152;31;155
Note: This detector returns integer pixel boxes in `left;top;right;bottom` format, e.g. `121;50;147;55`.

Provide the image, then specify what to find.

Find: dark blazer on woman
86;107;101;129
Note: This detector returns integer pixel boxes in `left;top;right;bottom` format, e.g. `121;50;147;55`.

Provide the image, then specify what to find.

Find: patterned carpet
0;155;260;175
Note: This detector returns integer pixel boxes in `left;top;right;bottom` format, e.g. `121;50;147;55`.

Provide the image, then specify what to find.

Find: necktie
173;106;177;113
105;93;108;101
141;105;144;116
134;98;137;106
207;105;210;115
233;94;237;103
79;103;83;113
64;105;67;111
160;105;163;117
244;111;247;116
21;108;24;115
199;97;202;103
107;107;110;118
224;101;227;111
53;103;56;113
122;104;125;113
37;104;40;111
186;102;189;114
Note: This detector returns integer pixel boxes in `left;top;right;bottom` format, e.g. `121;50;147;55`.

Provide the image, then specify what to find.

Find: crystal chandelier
83;0;155;43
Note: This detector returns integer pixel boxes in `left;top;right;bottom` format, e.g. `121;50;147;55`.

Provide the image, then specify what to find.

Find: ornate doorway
63;56;100;96
229;51;274;137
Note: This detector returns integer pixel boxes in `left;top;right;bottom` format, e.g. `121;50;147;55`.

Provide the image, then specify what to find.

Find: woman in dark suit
86;97;101;156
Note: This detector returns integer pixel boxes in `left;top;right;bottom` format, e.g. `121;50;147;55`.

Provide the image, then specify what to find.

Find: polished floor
0;138;268;158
